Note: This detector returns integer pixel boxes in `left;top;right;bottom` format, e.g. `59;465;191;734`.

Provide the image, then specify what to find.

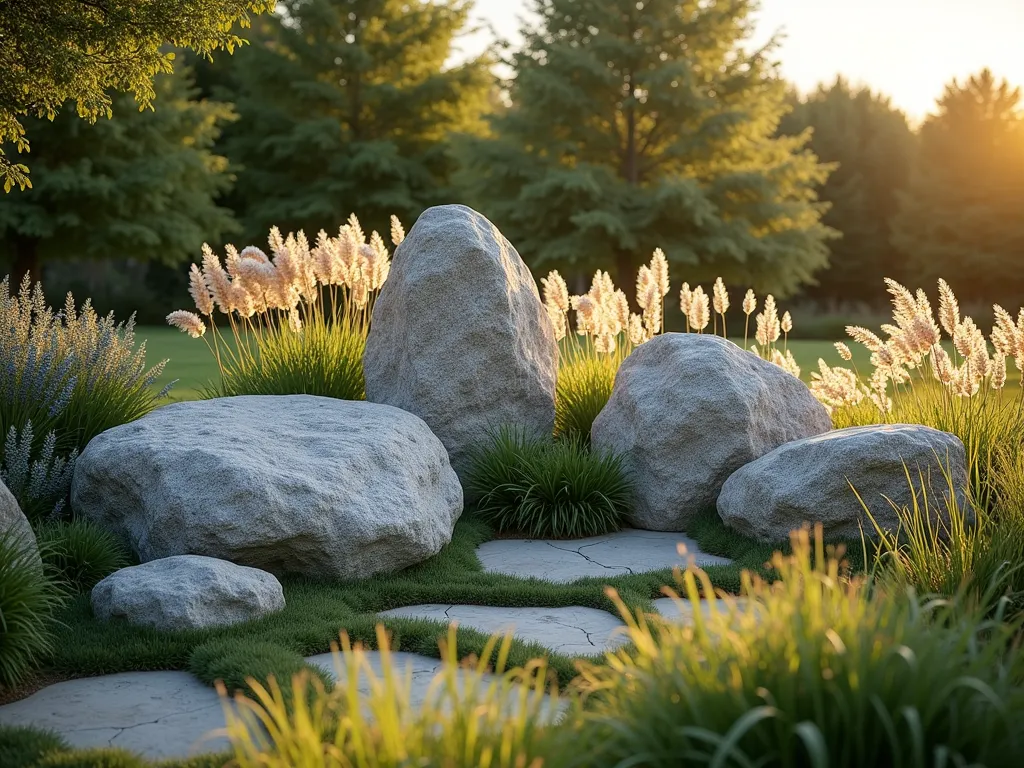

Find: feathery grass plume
1;274;168;518
166;310;206;339
467;427;631;538
741;288;756;347
222;624;556;768
170;215;401;401
809;360;866;413
688;286;710;333
568;526;1024;767
678;281;692;333
835;341;853;361
712;277;729;337
389;215;405;246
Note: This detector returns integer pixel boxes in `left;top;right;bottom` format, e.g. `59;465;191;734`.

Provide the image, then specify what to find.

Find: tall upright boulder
591;334;832;531
364;205;557;480
1;479;42;571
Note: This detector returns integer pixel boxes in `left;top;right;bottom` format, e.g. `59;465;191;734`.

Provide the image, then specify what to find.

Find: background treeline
1;0;1022;328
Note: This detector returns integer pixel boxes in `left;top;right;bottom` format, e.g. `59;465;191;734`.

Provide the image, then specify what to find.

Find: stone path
477;528;732;582
0;529;736;761
381;604;629;656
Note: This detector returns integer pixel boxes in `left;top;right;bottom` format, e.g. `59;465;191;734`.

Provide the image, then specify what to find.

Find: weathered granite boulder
718;424;973;542
72;395;463;581
1;478;42;570
91;555;284;631
363;204;557;480
591;334;832;531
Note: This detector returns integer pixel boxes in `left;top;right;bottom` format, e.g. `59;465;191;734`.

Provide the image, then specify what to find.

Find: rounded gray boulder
72;395;463;580
92;555;285;631
718;424;973;542
363;204;557;481
591;334;831;531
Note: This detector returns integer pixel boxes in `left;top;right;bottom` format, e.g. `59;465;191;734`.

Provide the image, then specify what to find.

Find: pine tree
217;0;494;241
0;65;237;286
779;78;916;303
460;0;834;296
891;70;1024;305
0;0;274;192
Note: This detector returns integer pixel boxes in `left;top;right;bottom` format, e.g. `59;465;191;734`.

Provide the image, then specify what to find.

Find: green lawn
142;327;870;402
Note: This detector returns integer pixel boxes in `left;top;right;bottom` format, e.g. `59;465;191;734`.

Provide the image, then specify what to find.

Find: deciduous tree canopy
0;0;274;191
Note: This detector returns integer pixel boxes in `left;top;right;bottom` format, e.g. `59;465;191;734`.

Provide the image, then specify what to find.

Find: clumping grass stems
560;527;1024;767
555;338;626;443
222;625;556;768
35;519;132;593
466;428;632;538
0;530;66;688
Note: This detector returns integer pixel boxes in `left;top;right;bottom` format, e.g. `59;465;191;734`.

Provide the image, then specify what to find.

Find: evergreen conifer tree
218;0;494;241
461;0;834;296
0;66;237;285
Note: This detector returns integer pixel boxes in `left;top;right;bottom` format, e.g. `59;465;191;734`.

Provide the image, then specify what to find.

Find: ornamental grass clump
542;254;799;441
0;529;65;687
466;428;631;538
820;278;1024;506
168;214;403;400
562;526;1024;767
0;275;167;520
221;625;556;768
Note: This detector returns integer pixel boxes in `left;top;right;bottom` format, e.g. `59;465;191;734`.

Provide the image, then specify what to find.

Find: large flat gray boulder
718;424;973;542
591;334;831;531
363;205;557;480
72;396;462;580
1;478;41;571
91;555;284;631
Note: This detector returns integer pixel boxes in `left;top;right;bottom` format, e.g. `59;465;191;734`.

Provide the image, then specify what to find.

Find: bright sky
461;0;1024;122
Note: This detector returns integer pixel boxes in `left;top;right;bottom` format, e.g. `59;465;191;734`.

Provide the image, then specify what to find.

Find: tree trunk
9;235;40;292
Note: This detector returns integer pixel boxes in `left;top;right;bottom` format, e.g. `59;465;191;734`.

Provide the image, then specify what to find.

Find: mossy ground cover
12;513;817;704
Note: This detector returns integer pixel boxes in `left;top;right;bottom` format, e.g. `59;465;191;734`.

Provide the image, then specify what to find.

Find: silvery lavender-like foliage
1;424;78;520
1;274;169;518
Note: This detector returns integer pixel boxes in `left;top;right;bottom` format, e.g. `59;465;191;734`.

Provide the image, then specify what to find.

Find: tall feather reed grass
220;624;556;768
543;255;798;441
168;214;403;400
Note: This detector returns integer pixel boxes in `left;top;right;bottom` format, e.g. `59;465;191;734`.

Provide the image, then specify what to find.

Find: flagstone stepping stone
0;648;563;760
379;604;629;656
652;596;754;624
475;528;732;582
0;670;229;759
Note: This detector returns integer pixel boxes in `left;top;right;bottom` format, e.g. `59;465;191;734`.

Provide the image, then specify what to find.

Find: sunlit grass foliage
563;527;1024;767
221;625;556;768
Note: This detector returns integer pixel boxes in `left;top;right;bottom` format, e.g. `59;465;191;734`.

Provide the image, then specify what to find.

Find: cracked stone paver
0;670;231;758
380;604;629;656
476;528;733;582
